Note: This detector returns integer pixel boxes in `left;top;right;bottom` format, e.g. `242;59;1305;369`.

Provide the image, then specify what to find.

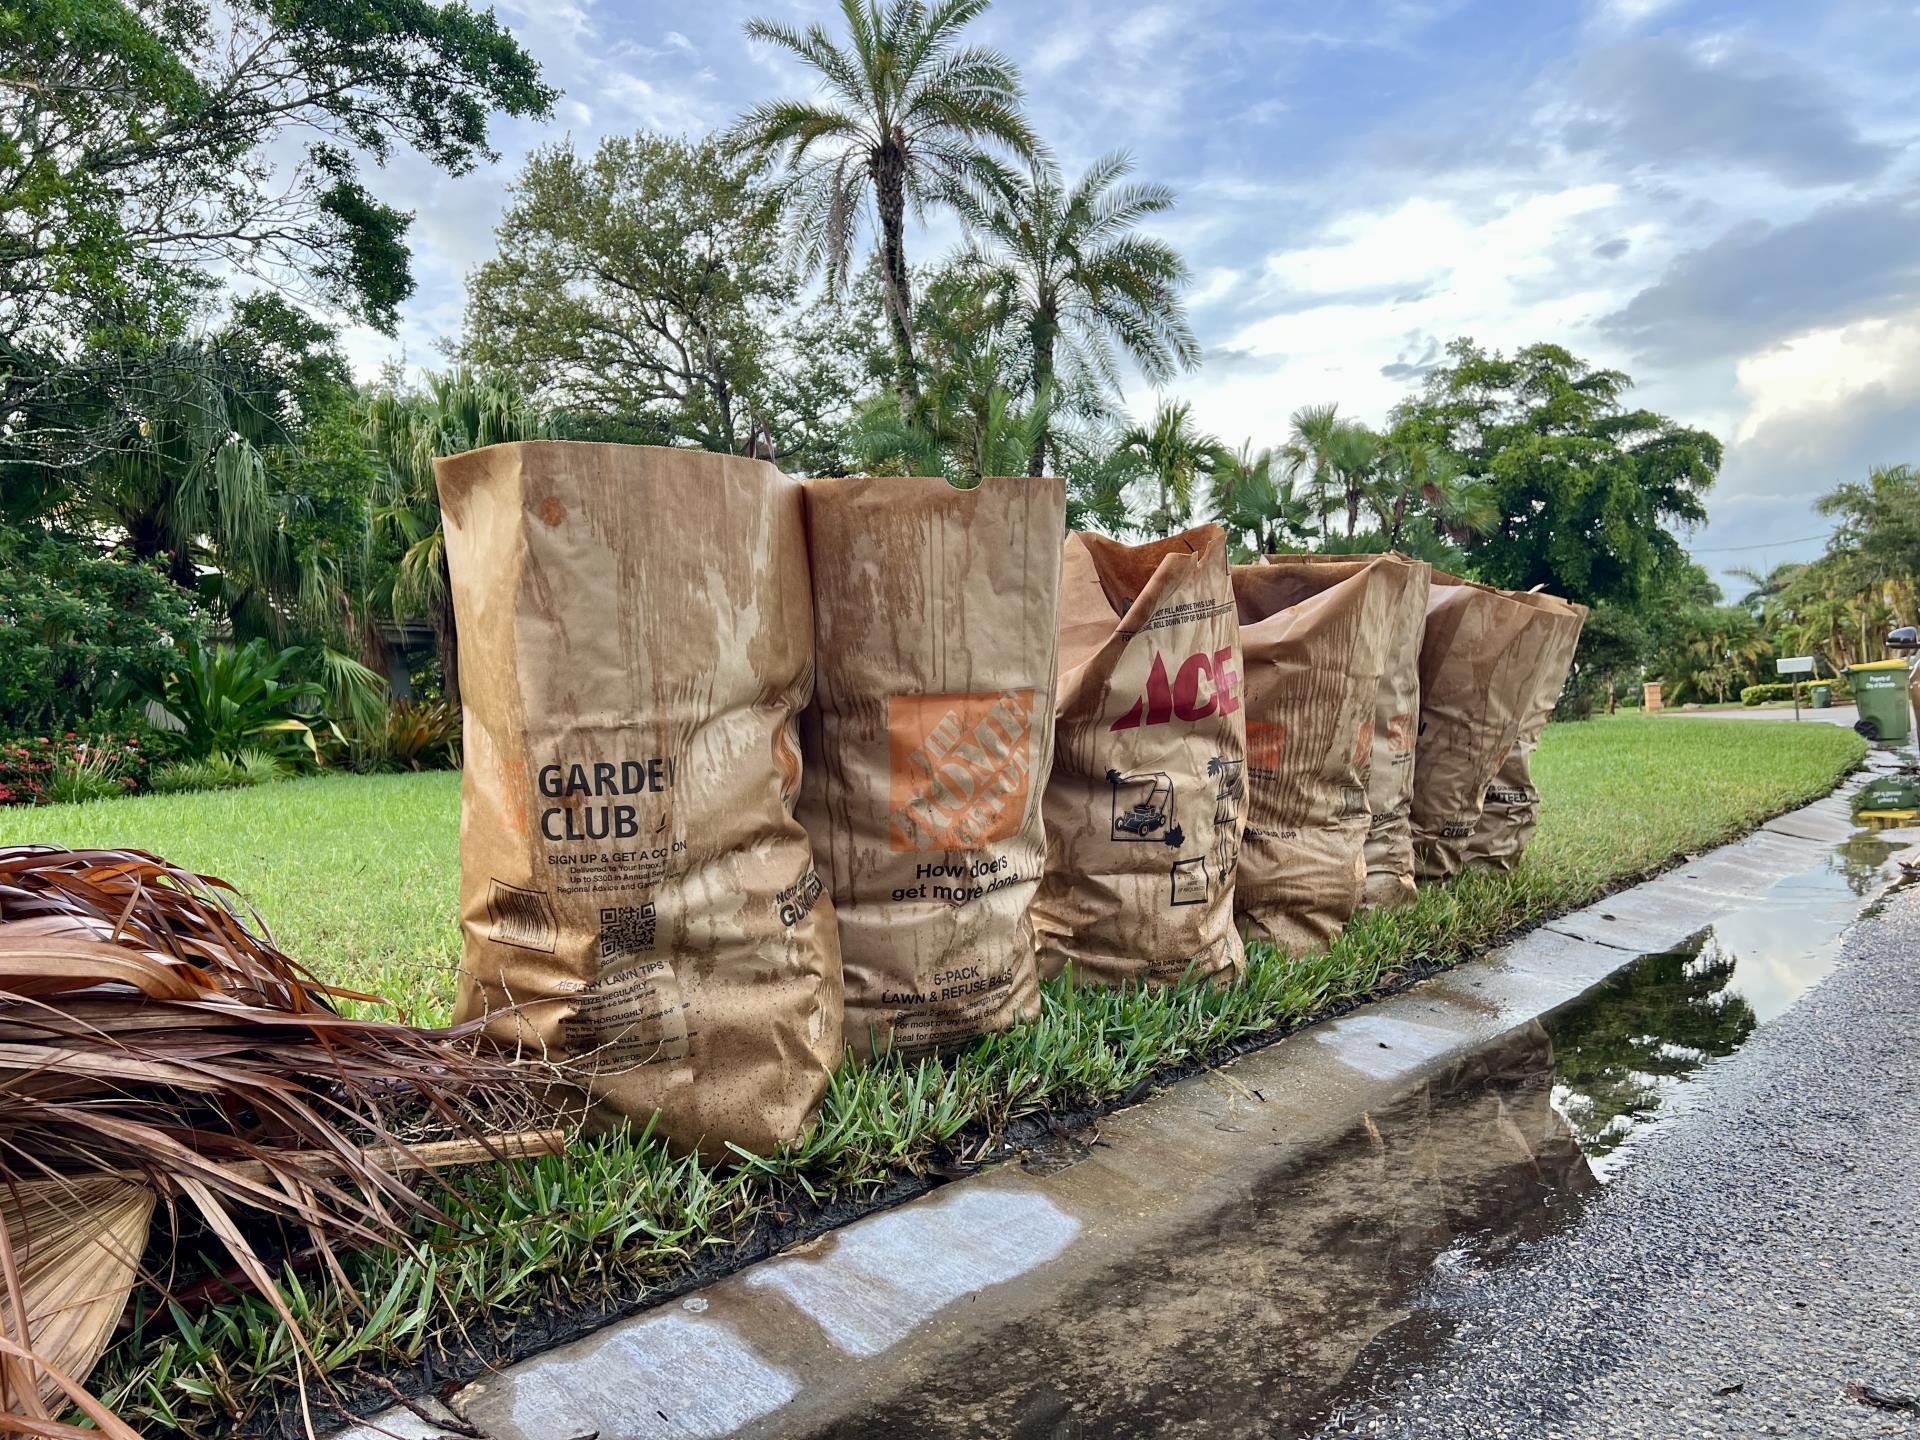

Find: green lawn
5;714;1863;1435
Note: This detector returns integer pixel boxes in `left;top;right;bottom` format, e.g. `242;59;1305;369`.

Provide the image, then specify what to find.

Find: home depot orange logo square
1247;719;1287;770
888;690;1035;852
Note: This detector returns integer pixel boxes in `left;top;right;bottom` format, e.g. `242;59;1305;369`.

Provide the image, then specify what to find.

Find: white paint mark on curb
505;1313;797;1439
1313;1013;1460;1080
744;1184;1080;1356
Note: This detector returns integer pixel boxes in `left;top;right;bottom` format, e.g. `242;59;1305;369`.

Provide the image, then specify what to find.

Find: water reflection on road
1545;830;1899;1179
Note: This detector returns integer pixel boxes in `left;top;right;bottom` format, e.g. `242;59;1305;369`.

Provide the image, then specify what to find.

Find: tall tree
1280;403;1345;536
728;0;1040;407
461;134;875;467
1368;425;1498;551
368;370;558;710
952;153;1198;475
1394;340;1721;606
1120;400;1220;538
0;0;554;470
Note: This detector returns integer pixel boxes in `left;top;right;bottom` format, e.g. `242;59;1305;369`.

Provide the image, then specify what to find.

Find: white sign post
1777;656;1816;720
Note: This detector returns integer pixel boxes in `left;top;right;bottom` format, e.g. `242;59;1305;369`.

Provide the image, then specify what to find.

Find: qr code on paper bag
598;903;657;959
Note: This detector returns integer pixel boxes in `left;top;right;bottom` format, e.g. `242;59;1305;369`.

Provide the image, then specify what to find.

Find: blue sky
339;0;1920;597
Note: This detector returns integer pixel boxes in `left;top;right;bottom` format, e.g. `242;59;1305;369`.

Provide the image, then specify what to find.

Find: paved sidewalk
1657;703;1862;726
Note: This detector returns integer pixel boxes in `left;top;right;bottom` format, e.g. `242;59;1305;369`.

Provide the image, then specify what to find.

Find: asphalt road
1322;883;1920;1440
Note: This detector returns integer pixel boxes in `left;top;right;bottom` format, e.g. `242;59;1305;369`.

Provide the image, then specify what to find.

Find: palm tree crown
952;151;1198;475
728;0;1039;406
1121;399;1221;538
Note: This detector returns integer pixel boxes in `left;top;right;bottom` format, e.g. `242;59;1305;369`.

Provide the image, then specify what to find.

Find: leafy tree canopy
459;133;879;472
1394;339;1721;605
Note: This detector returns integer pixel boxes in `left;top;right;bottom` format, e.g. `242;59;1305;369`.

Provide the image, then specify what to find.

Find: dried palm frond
0;1180;153;1421
0;846;569;1432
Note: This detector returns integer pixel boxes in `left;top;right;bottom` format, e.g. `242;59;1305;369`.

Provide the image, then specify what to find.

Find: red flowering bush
0;733;152;806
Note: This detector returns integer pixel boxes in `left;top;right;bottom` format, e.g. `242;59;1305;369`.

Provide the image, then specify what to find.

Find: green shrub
1741;679;1852;706
233;747;288;786
150;755;254;795
0;533;207;736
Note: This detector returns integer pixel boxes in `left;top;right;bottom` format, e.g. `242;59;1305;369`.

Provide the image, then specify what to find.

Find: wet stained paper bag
1034;525;1248;988
798;474;1064;1058
1460;588;1587;873
437;441;842;1158
1264;552;1431;911
1410;571;1553;882
1232;555;1399;953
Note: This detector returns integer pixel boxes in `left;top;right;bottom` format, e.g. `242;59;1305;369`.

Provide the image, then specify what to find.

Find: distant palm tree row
725;0;1499;560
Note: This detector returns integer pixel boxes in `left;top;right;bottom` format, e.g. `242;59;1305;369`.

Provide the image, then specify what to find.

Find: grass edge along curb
66;717;1864;1436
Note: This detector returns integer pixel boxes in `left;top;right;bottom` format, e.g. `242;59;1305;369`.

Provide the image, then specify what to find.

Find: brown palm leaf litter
0;845;568;1436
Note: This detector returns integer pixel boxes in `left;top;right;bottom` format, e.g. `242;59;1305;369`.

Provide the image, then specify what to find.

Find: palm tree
1328;421;1381;539
729;0;1040;407
1210;441;1313;561
76;342;280;591
1280;403;1344;536
951;152;1199;475
368;369;558;710
1120;400;1220;539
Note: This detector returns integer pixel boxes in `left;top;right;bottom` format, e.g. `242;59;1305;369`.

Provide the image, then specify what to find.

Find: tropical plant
69;342;283;590
372;702;466;771
44;748;133;805
1210;442;1313;560
1367;427;1498;549
131;639;324;762
368;369;558;709
1120;400;1222;538
728;0;1041;405
952;153;1198;474
148;755;256;795
1059;427;1147;534
1280;402;1347;536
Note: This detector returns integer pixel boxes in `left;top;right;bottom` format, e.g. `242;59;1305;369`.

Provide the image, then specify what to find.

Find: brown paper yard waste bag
1232;556;1399;952
1034;525;1248;988
1460;588;1587;873
1410;571;1554;882
438;441;842;1158
1264;552;1431;910
798;474;1064;1058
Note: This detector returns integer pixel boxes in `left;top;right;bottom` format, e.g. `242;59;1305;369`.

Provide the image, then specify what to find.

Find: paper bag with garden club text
1264;551;1432;911
436;440;842;1159
1232;555;1400;953
1033;524;1248;989
797;473;1064;1059
1410;570;1555;882
1459;588;1588;873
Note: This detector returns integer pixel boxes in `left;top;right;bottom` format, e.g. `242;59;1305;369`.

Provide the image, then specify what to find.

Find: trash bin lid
1847;659;1911;672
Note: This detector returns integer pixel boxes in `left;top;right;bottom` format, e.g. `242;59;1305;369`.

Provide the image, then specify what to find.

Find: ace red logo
1111;647;1242;731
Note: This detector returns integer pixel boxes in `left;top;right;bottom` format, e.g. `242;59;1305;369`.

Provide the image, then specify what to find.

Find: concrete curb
338;763;1899;1440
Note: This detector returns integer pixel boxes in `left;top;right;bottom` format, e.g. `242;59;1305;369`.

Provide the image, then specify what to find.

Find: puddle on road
1547;829;1900;1179
802;829;1902;1440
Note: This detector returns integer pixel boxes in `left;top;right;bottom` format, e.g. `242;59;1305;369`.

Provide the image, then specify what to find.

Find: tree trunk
1346;487;1359;539
875;147;918;408
434;555;461;711
1028;310;1056;478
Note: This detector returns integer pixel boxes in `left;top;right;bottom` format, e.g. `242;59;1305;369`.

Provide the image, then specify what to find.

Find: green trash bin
1846;659;1912;744
1811;683;1832;709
